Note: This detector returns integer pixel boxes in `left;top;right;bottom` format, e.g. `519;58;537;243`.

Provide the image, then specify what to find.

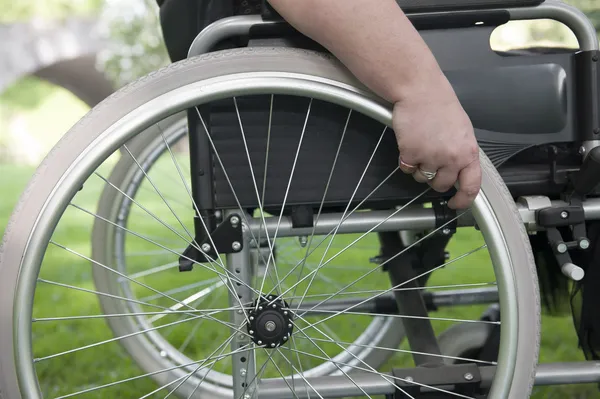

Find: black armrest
397;0;544;13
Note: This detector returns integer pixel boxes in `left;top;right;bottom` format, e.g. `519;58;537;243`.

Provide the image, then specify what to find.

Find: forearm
267;0;450;104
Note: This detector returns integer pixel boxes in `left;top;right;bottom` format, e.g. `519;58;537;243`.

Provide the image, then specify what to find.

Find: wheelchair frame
178;0;600;396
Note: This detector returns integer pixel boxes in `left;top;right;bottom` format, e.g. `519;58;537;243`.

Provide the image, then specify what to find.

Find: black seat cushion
397;0;544;13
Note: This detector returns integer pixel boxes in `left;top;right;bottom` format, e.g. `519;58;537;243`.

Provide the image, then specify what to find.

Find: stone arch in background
0;17;114;107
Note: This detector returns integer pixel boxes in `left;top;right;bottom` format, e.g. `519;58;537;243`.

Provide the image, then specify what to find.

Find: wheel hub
247;296;293;348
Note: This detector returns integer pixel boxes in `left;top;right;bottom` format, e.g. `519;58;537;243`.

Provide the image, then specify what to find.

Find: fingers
429;167;458;193
399;158;418;174
448;160;482;210
412;164;437;184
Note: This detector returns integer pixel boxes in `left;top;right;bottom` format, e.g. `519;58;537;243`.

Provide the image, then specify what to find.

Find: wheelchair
2;0;600;398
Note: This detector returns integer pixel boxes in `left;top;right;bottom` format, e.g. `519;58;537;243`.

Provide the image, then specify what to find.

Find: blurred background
0;0;599;398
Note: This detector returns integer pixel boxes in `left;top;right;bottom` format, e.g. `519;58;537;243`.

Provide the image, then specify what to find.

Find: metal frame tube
256;362;600;398
245;198;600;238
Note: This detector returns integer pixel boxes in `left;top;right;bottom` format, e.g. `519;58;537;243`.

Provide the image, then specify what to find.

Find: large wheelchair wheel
0;48;540;399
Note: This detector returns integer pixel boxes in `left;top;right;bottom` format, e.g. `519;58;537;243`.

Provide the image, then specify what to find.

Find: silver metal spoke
51;239;204;316
157;124;256;327
54;342;251;399
35;310;244;363
238;347;279;399
124;261;181;281
283;282;497;301
279;346;475;399
264;165;401;296
295;211;471;319
285;108;352;307
138;375;188;399
136;180;193;209
95;172;201;253
148;281;225;323
253;94;275;299
64;204;262;299
257;98;313;304
33;307;238;322
125;248;182;258
276;349;325;399
294;335;497;366
291;317;414;399
294;308;500;325
274;188;431;302
291;321;372;399
295;243;486;333
192;106;280;291
265;349;301;399
178;295;222;352
36;278;200;319
163;333;237;399
122;144;196;241
295;126;389;308
234;96;282;296
157;125;230;275
289;335;310;399
141;277;222;302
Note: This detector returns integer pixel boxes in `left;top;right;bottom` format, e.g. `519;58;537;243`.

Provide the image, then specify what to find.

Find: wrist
390;64;453;105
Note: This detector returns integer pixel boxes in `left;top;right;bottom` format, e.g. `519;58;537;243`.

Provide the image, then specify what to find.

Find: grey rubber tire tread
0;47;539;398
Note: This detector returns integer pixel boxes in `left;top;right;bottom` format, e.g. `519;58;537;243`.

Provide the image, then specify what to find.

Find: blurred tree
0;0;103;22
567;0;600;31
97;0;169;87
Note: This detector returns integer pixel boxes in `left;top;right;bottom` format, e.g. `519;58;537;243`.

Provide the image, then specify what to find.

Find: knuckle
462;184;480;198
432;182;452;193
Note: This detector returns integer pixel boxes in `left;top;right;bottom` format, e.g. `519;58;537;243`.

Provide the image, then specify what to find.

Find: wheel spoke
291;321;373;398
192;106;280;292
264;349;301;399
63;204;263;299
140;277;223;302
294;308;500;325
234;96;281;295
291;317;414;399
54;341;251;398
295;243;486;334
294;126;389;309
294;335;497;365
289;335;310;399
276;349;326;399
36;278;200;318
263;165;401;296
273;188;431;302
95;172;201;253
282;282;497;301
148;280;225;323
35;310;244;362
51;239;204;315
280;346;475;399
286;109;352;305
122;144;196;241
257;98;313;304
163;333;237;399
33;307;238;322
238;347;278;399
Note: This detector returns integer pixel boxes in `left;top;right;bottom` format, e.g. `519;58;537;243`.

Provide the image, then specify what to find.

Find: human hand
393;78;481;209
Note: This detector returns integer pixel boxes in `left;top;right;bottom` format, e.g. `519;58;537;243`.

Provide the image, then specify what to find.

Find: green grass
1;161;599;398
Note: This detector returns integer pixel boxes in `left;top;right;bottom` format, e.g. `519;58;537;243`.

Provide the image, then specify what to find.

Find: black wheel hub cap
247;296;293;348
